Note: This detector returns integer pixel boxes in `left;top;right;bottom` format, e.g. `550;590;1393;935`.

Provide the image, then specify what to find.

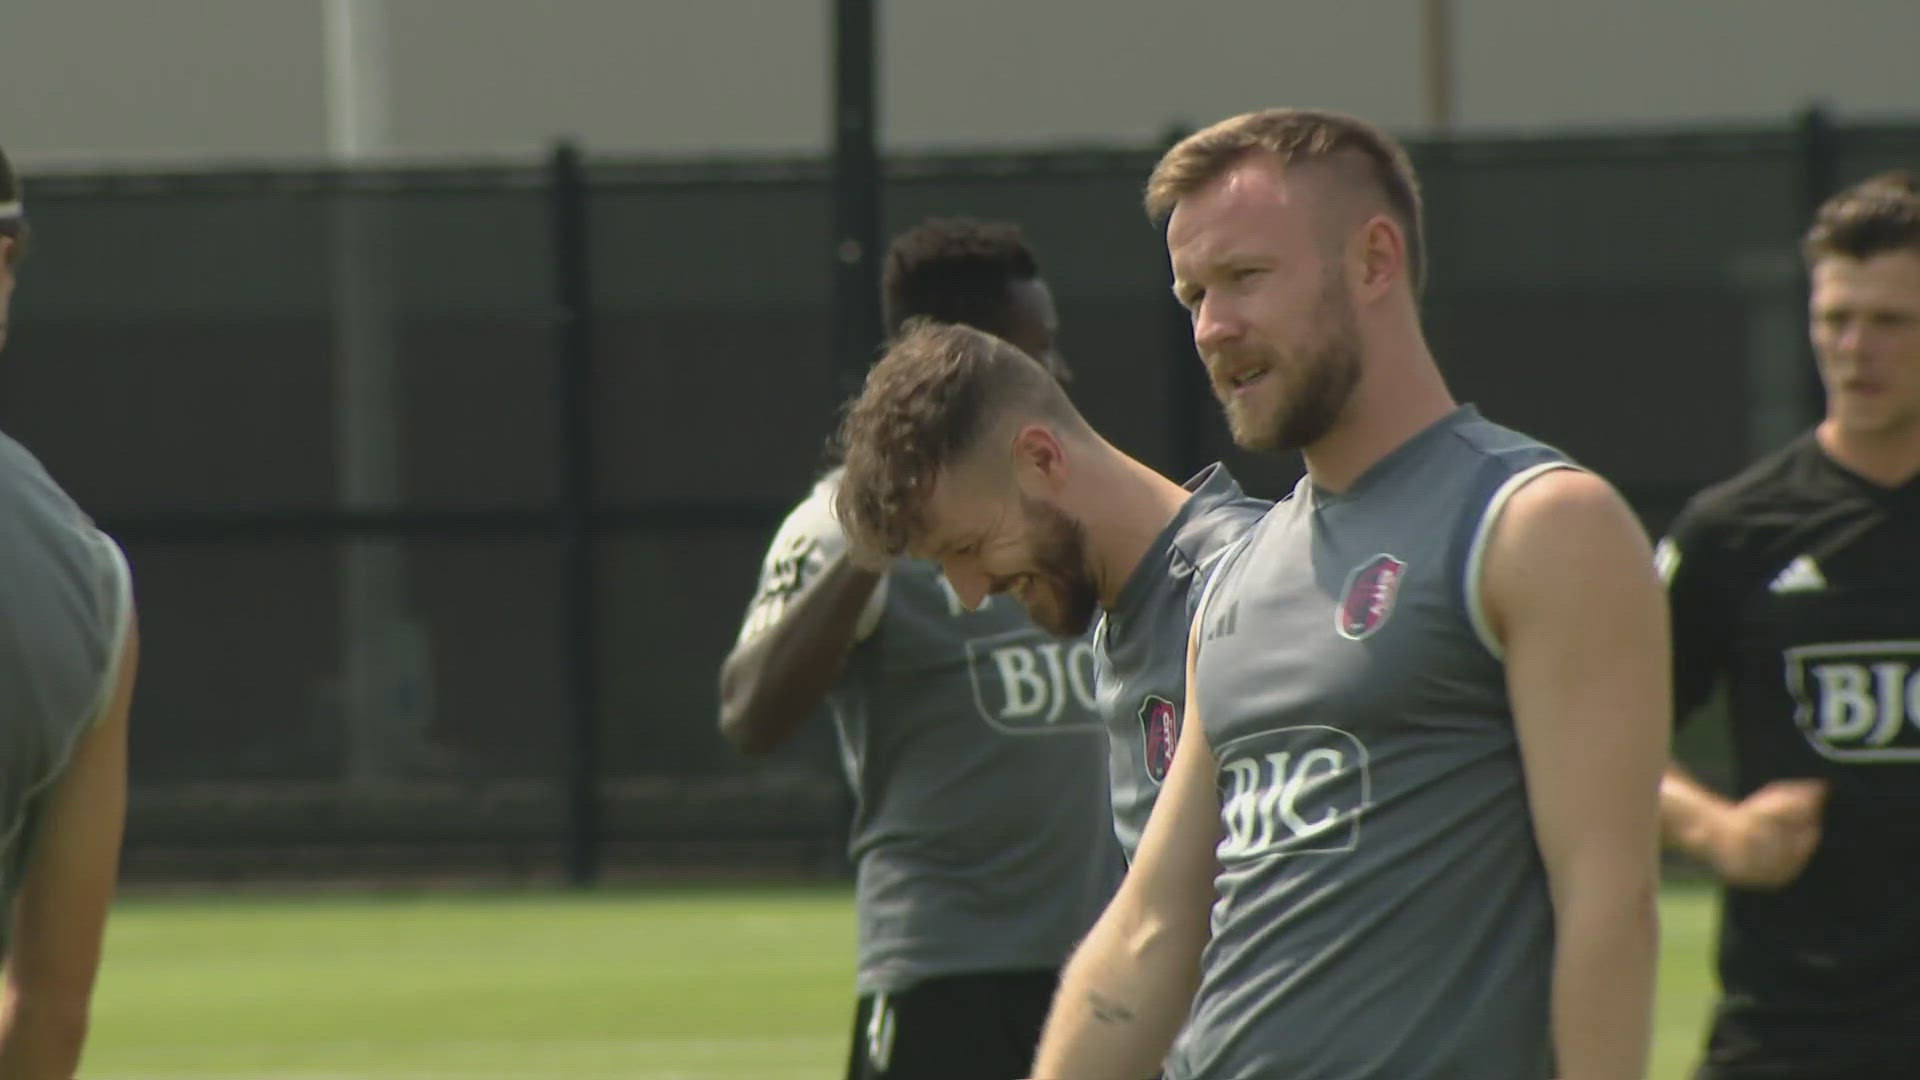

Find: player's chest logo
962;629;1102;734
1336;553;1408;641
1784;640;1920;762
1216;725;1372;861
1138;695;1180;784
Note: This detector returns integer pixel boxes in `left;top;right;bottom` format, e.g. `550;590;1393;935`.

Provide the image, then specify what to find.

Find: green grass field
83;881;1720;1079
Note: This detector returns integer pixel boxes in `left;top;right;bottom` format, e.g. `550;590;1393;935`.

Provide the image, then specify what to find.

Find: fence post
1797;103;1837;220
832;0;882;394
818;0;881;872
549;140;601;888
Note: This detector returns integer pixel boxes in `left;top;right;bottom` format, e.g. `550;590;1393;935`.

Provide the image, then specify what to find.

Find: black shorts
844;968;1058;1080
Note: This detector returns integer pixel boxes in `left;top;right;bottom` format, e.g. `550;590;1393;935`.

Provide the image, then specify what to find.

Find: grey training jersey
1167;406;1573;1080
0;432;133;960
1092;464;1266;860
738;471;1119;994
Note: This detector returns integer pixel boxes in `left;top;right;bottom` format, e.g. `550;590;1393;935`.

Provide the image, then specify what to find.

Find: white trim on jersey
0;200;21;221
88;534;137;729
1190;535;1252;657
853;572;888;641
1194;538;1242;577
1465;462;1581;661
1652;536;1681;586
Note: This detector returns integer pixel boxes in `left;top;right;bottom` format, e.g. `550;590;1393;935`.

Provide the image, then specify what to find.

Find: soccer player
1658;171;1920;1080
831;320;1268;862
718;220;1118;1080
0;147;140;1080
1026;109;1669;1080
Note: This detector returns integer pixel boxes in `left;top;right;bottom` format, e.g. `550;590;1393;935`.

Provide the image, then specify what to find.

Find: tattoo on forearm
1087;991;1136;1025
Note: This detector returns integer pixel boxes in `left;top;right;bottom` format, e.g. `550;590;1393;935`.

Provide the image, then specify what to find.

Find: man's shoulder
1440;409;1575;477
0;430;120;585
0;428;87;520
1669;435;1823;548
1172;464;1270;575
769;469;850;549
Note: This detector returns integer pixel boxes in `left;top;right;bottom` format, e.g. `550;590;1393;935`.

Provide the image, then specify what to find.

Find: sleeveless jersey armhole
1463;462;1581;660
0;529;135;867
84;534;136;732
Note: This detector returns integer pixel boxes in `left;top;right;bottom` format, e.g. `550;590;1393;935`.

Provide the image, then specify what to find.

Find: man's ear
1009;422;1068;496
1350;213;1404;304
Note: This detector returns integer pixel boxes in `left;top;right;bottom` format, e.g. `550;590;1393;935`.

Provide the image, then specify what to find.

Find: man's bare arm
0;616;138;1080
718;544;882;756
1662;764;1825;890
1484;470;1664;1080
1030;619;1220;1078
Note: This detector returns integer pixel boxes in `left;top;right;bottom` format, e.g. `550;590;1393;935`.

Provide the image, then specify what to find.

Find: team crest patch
1336;554;1407;641
1138;695;1180;784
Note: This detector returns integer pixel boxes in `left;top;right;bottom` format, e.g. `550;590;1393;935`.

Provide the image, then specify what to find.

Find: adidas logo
1769;555;1826;594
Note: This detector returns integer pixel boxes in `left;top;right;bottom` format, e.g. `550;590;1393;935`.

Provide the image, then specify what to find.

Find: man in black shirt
1659;171;1920;1079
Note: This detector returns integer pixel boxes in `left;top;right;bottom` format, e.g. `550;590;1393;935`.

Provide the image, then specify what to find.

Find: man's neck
1081;450;1195;611
1816;418;1920;488
1303;341;1456;494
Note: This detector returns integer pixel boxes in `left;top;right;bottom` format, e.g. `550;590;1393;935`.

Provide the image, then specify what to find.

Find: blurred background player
832;319;1268;862
1028;108;1668;1080
1658;172;1920;1080
0;147;140;1080
717;219;1117;1080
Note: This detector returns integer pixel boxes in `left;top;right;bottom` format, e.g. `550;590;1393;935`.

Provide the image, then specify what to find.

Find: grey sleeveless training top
0;432;133;961
1167;406;1573;1079
1091;464;1266;860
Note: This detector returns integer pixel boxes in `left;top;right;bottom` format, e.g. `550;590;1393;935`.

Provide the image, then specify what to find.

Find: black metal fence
8;112;1916;882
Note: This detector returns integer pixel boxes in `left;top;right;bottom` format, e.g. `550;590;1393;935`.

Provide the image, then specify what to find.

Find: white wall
0;0;327;164
1456;0;1920;131
2;0;1916;165
383;0;827;157
881;0;1427;148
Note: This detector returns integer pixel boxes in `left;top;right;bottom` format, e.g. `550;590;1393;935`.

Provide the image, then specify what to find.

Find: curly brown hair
1145;108;1424;294
1803;170;1920;267
833;319;1084;559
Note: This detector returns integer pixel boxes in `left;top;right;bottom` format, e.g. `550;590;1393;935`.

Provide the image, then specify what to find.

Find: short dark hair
1803;170;1920;267
834;319;1085;559
1146;108;1425;294
880;218;1040;340
0;146;28;265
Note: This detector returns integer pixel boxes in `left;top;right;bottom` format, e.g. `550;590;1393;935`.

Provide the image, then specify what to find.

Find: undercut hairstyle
880;218;1041;340
835;319;1089;559
1145;108;1426;294
0;147;27;265
1802;170;1920;267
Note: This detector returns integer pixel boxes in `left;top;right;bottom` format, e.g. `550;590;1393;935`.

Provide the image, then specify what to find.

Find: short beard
1229;274;1363;454
1018;494;1101;637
